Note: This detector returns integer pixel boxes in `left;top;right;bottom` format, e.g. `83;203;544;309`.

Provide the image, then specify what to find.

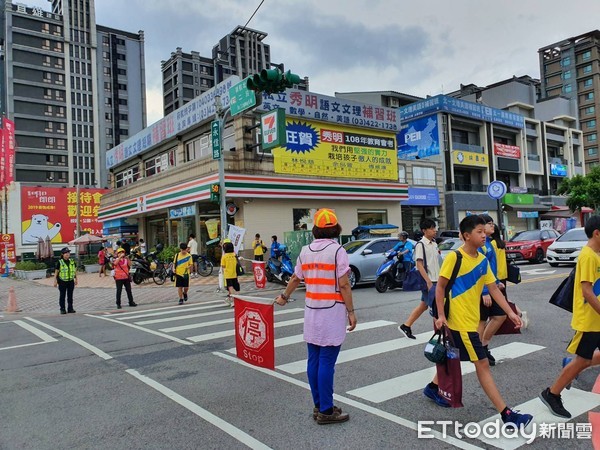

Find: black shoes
540;387;571;419
398;324;416;339
485;346;496;366
60;309;67;315
129;302;137;307
116;304;122;309
67;309;76;313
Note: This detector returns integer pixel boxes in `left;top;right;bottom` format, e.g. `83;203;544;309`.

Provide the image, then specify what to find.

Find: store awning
503;204;551;212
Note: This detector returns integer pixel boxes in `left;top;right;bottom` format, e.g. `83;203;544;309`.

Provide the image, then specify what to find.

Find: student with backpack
426;215;532;428
221;241;240;307
540;215;600;419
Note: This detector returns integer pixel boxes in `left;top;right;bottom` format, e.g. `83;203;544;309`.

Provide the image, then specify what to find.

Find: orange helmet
314;208;338;228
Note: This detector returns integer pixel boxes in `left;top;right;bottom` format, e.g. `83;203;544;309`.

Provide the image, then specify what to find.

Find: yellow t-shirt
442;247;496;332
253;239;264;256
571;245;600;332
492;240;508;281
174;252;193;277
221;252;238;279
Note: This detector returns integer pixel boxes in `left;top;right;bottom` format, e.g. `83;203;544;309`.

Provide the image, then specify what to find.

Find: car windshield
556;229;587;242
439;239;460;250
441;231;459;238
509;230;540;242
343;240;368;254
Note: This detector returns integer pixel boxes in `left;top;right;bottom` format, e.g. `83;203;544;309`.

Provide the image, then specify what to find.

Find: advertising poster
397;116;440;160
272;119;398;180
0;234;16;274
3;118;15;186
494;143;521;159
21;187;109;244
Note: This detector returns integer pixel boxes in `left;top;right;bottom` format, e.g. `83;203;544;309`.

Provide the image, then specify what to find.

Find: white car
546;227;587;267
438;238;462;260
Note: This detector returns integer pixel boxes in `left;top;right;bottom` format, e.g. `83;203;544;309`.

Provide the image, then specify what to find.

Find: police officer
54;247;77;314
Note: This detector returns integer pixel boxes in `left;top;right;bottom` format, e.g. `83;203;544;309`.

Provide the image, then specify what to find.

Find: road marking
518;274;566;285
87;314;193;345
126;369;271;450
213;351;483;450
25;317;113;360
187;318;305;343
477;388;600;450
346;342;544;403
111;301;225;320
136;307;304;326
13;320;58;342
276;331;432;374
159;308;304;333
519;268;556;275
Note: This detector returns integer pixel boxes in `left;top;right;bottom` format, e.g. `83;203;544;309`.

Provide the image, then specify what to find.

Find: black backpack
549;268;575;313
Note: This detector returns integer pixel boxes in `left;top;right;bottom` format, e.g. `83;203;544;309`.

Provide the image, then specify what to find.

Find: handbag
506;263;521;284
494;301;522;335
549;268;575;313
403;268;426;291
424;328;447;364
436;328;464;408
236;257;245;276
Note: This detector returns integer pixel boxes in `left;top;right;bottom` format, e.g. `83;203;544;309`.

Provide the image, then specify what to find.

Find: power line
242;0;265;30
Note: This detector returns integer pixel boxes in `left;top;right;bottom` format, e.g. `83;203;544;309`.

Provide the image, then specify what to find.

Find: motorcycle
130;244;166;285
265;244;294;285
375;250;406;293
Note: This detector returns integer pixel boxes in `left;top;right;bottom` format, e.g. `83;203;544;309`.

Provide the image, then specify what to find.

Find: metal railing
445;183;488;192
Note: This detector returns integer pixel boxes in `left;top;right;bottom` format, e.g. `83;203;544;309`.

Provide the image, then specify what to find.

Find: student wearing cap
113;247;137;309
275;208;357;425
54;247;77;314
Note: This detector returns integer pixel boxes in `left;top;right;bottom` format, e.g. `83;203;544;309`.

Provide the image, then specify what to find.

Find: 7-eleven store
98;173;408;261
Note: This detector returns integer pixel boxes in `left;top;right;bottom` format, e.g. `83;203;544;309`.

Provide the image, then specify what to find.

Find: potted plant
82;255;101;273
14;261;47;280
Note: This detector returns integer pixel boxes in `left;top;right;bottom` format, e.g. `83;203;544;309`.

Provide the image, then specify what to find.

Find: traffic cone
5;286;21;313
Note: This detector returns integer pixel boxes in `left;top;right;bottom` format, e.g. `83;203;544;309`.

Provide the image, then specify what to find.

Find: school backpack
548;268;575;313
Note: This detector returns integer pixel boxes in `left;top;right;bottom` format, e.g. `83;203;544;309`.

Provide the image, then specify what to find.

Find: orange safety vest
299;241;344;309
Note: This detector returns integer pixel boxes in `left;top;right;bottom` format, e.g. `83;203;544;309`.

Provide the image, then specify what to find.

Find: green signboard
260;108;287;150
229;78;257;116
503;193;534;205
211;120;221;159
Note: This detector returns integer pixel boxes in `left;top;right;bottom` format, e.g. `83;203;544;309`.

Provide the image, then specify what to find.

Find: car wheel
530;248;544;264
348;267;358;289
549;263;559;267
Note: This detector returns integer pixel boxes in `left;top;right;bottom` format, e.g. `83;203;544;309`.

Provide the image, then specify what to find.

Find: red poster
3;118;15;186
0;234;16;274
234;295;275;370
0;127;5;189
20;186;110;244
494;143;521;159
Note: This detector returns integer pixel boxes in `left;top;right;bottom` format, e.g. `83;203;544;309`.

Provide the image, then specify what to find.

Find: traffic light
246;68;301;94
210;183;220;204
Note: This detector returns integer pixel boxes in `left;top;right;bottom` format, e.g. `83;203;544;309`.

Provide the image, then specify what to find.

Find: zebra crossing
90;300;600;449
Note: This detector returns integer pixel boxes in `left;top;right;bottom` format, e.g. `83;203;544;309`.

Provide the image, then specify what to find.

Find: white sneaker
520;311;529;330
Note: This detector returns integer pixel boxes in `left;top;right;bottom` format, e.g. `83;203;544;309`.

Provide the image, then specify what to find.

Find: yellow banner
273;120;398;180
452;150;488;168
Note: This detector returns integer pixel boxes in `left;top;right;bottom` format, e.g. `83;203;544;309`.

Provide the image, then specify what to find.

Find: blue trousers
306;343;341;413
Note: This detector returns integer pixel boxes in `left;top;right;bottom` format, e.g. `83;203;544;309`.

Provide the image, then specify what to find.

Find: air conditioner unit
389;98;400;107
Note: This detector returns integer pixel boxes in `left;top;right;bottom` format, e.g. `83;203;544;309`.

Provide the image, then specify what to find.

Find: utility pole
214;96;231;241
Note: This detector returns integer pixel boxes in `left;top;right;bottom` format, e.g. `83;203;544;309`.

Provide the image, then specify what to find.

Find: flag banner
227;224;246;255
0;127;5;189
234;295;275;370
3;118;15;186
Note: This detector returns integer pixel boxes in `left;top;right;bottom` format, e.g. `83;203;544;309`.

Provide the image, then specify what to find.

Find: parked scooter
375;250;406;293
266;244;294;284
130;244;166;285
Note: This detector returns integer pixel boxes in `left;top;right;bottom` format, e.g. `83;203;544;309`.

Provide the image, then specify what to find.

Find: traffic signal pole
215;96;231;242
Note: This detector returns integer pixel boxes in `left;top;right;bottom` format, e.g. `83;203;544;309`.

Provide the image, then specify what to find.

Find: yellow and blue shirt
174;252;193;277
571;245;600;332
441;247;496;332
492;240;508;281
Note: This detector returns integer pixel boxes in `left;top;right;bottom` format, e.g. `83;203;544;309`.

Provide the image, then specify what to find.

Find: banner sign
452;150;488;168
0;127;4;189
261;108;286;150
494;143;521;159
169;204;196;219
397;116;440;160
3;118;15;186
234;296;275;370
0;234;16;274
550;164;568;177
227;224;246;255
273;119;398;180
503;193;534;205
21;187;109;244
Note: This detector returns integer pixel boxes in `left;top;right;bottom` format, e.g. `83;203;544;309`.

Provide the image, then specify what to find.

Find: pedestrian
113;247;137;309
139;238;147;256
174;242;193;305
53;247;77;314
275;208;357;425
121;240;131;255
98;246;107;277
221;241;239;307
188;234;199;277
270;235;280;259
540;215;600;419
253;233;266;261
398;219;440;339
426;214;531;428
476;214;506;366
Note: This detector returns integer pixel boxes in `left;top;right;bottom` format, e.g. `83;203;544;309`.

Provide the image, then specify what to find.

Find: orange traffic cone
5;286;21;313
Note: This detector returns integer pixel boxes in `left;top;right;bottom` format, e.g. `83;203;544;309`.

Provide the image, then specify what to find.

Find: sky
25;0;600;125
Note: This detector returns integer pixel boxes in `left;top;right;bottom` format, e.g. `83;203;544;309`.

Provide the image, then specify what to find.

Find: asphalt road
1;263;597;449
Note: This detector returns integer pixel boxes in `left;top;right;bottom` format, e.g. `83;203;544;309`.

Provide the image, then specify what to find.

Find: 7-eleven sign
260;108;286;151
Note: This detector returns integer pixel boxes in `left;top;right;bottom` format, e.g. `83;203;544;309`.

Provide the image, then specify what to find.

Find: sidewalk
0;272;283;316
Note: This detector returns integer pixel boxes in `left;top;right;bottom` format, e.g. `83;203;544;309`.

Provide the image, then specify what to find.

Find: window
561;57;571;67
585;92;594;101
588;134;597;143
586;106;596;115
105;112;112;120
43;72;52;83
412;166;436;186
563;84;572;94
185;135;212;161
44;88;52;99
398;165;406;183
582;50;591;61
103;51;110;61
42;39;50;50
562;70;571;80
584;78;593;88
587;120;596;129
583;64;592;74
103;67;111;76
357;210;388;226
115;166;139;187
118;99;128;105
105;128;112;136
588;147;598;156
145;151;174;177
117;69;127;75
45;105;52;116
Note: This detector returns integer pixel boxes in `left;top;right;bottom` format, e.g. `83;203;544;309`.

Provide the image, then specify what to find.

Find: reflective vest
299;240;344;309
58;258;76;281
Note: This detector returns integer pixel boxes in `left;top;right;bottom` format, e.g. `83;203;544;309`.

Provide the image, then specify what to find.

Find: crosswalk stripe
160;309;304;333
105;300;224;319
187;318;305;343
136;307;304;326
114;302;225;321
346;342;544;403
276;331;433;374
477;388;600;450
224;320;397;354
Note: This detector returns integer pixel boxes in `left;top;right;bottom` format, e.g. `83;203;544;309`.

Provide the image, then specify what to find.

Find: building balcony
452;142;484;153
446;183;487;193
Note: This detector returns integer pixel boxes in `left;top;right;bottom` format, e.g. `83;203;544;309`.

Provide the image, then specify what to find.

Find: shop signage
401;188;440;206
397;116;440;160
503;193;534;205
487;181;507;200
0;233;16;274
517;211;539;218
260;108;286;150
494;143;521;158
273;119;398;180
550;164;568;177
452;150;488;168
169;204;196;219
226;203;238;216
510;186;528;194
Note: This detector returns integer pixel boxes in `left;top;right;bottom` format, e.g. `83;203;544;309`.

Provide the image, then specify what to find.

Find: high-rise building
161;26;307;116
539;31;600;172
0;0;146;188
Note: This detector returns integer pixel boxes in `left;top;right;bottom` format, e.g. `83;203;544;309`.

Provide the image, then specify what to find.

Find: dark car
505;229;560;263
436;230;460;244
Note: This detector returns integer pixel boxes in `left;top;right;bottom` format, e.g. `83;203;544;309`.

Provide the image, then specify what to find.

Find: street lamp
214;95;231;241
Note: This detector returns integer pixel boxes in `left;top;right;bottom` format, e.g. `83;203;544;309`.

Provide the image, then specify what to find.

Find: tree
557;166;600;212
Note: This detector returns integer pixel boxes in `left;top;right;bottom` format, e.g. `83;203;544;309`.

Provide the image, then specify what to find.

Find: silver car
546;227;587;267
343;237;400;289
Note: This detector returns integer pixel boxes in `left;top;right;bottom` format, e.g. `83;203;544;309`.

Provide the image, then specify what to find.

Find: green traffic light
284;70;301;87
260;68;283;82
